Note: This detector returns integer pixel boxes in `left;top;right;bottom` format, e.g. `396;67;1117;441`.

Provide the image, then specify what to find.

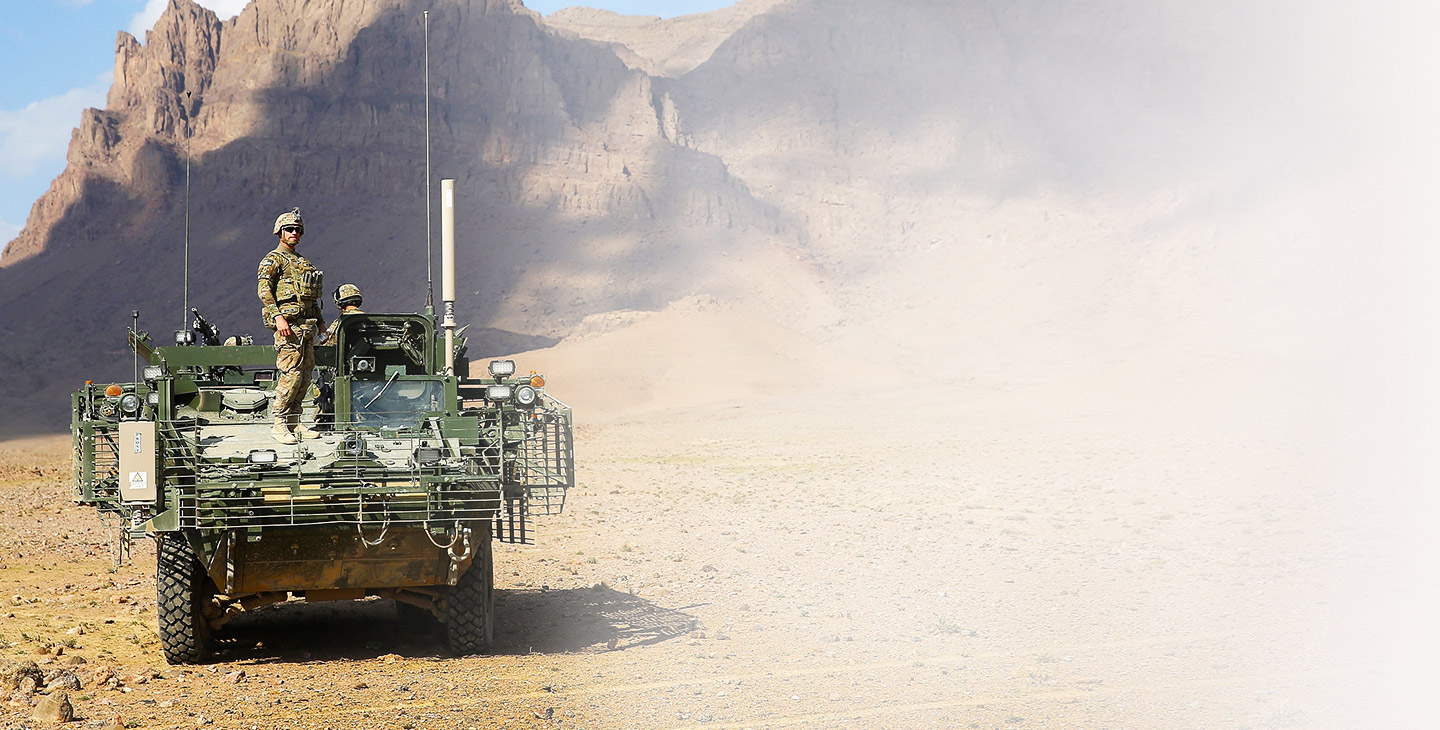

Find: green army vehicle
70;308;573;663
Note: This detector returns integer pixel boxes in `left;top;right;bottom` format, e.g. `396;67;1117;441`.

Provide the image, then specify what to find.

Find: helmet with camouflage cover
273;207;304;235
334;283;362;307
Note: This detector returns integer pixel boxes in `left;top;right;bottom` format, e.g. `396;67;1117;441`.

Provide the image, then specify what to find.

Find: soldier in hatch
320;283;365;344
257;208;325;444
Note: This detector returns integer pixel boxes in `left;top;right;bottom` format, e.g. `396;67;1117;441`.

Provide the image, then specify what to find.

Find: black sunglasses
281;226;303;234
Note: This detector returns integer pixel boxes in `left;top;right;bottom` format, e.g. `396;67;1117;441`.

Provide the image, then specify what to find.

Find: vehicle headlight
488;359;516;377
485;385;512;402
514;385;537;406
119;393;141;414
142;365;164;381
247;449;278;464
145;391;160;407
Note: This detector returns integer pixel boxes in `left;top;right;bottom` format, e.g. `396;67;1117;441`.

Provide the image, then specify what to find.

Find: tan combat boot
292;414;317;440
271;416;297;445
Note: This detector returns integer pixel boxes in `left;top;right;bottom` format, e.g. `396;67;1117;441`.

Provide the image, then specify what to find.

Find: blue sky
0;0;738;249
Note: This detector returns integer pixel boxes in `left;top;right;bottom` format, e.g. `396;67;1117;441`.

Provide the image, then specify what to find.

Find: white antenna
424;10;434;316
442;179;456;375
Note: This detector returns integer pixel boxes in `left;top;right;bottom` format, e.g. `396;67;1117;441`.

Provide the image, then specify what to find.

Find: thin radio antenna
423;10;434;316
182;90;192;333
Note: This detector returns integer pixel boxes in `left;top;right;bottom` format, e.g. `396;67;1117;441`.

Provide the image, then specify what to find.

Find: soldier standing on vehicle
320;283;365;344
258;208;325;444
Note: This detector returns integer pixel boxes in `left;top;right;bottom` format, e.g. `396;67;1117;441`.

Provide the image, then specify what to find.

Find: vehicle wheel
156;534;214;664
444;525;494;654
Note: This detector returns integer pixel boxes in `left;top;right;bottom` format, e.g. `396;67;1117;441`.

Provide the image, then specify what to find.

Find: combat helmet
273;207;304;235
334;283;363;308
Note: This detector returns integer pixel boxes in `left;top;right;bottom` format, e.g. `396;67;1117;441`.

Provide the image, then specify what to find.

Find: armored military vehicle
70;186;572;663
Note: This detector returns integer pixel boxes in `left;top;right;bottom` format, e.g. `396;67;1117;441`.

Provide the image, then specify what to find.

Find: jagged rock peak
110;0;222;141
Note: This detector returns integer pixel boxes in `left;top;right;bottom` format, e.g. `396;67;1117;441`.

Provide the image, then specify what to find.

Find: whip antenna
423;10;434;315
182;90;192;334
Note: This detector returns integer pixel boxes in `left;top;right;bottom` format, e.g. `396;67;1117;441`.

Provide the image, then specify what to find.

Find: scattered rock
44;671;81;692
65;626;84;636
224;670;246;684
100;714;126;730
122;667;160;686
63;655;87;666
32;691;74;722
701;564;718;572
0;659;44;692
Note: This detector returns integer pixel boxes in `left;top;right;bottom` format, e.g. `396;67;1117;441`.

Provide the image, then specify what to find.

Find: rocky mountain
0;0;1412;434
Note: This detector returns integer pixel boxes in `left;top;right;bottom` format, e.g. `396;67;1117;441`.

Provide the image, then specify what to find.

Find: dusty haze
0;0;1436;727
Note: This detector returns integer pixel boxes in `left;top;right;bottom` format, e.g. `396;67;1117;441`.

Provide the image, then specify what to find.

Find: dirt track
0;387;1402;729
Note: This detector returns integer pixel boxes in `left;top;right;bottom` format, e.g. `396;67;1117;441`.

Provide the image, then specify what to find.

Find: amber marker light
530;375;545;387
104;384;123;397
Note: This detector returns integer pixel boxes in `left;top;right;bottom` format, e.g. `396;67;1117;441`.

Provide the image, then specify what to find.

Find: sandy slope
509;296;865;417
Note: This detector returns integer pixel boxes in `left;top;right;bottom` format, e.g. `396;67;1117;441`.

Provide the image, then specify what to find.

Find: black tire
156;534;214;664
444;525;494;654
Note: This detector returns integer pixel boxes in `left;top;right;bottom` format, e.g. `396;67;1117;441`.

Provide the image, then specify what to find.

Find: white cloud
0;72;110;179
129;0;251;38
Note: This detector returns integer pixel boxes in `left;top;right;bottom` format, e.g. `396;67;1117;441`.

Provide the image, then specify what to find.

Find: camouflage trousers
273;327;316;418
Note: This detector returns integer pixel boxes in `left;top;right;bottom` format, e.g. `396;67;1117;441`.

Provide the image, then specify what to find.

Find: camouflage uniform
325;306;364;342
258;246;325;421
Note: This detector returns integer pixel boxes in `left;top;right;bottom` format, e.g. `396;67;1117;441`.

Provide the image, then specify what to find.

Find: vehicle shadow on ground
213;586;696;663
494;585;700;654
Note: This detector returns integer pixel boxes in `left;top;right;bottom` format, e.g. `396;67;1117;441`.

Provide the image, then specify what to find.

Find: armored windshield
350;378;445;428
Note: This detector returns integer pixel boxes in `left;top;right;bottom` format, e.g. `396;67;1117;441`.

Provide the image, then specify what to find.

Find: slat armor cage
72;385;573;545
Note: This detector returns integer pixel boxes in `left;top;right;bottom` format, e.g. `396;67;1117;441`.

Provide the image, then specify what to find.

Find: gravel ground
0;386;1408;729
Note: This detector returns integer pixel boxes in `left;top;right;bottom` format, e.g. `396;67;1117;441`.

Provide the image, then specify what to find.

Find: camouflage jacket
257;245;325;331
324;307;364;341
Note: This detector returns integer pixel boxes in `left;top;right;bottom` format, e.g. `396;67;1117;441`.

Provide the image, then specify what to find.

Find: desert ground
0;365;1410;729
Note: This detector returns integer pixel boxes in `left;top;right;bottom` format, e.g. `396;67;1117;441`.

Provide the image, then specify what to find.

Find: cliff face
0;0;1391;434
3;0;787;281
